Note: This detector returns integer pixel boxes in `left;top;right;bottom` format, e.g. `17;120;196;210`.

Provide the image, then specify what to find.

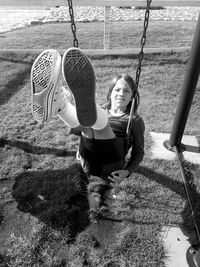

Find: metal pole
174;146;200;243
104;6;110;50
168;13;200;149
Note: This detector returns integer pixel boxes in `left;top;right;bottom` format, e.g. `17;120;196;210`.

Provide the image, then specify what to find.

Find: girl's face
110;78;133;111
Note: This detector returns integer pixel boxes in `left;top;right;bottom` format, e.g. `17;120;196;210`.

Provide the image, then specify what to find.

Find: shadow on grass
138;165;200;235
0;67;31;106
0;206;3;225
0;253;9;267
0;137;76;157
0;55;34;65
12;163;90;238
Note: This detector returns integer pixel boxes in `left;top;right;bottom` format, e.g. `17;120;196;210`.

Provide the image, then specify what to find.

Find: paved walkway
161;227;192;267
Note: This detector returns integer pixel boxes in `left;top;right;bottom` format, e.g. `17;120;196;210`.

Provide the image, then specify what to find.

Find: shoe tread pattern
32;51;53;91
31;51;54;122
33;103;44;122
63;49;96;127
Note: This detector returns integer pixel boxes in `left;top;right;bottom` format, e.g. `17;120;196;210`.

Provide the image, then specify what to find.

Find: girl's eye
113;88;131;93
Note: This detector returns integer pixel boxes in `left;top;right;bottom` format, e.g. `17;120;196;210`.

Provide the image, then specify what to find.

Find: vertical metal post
104;6;110;50
168;13;200;150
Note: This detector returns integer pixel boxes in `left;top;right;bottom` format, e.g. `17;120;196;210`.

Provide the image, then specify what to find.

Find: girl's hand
108;170;129;187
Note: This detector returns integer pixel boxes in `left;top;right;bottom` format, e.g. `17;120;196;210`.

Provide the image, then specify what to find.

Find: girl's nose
118;89;124;95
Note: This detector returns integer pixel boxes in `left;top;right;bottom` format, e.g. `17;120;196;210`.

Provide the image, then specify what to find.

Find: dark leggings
77;151;125;183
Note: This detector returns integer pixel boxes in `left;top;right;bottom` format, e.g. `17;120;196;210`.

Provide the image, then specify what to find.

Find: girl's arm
124;116;145;174
109;116;145;185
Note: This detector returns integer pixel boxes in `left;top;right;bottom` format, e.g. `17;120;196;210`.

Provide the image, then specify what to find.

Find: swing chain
126;0;151;134
67;0;79;47
135;0;152;90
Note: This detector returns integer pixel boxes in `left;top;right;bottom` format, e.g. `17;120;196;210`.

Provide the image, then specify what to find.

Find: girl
31;48;145;209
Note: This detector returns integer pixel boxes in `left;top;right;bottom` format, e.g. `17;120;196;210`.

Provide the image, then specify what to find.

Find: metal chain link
133;0;152;114
67;0;78;47
126;0;152;134
135;0;152;90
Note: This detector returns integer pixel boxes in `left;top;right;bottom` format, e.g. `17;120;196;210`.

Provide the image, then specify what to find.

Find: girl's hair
104;74;139;113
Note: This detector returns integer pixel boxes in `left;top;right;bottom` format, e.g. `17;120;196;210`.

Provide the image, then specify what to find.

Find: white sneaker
31;49;68;123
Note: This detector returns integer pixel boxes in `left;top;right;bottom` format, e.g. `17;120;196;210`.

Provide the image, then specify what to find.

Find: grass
0;20;197;50
0;21;200;266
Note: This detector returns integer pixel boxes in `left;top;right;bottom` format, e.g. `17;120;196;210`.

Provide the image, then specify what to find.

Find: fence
0;0;200;55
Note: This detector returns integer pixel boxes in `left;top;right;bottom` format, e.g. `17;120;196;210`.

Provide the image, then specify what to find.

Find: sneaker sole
62;48;96;127
31;49;61;123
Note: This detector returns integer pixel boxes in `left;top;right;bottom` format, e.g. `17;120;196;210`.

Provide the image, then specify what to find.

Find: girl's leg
79;123;115;139
31;48;114;139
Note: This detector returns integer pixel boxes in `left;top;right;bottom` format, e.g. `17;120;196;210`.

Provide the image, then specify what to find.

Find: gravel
47;6;200;22
0;6;199;33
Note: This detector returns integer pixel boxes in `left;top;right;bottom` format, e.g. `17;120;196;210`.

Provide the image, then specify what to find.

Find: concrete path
150;132;200;164
160;226;195;267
